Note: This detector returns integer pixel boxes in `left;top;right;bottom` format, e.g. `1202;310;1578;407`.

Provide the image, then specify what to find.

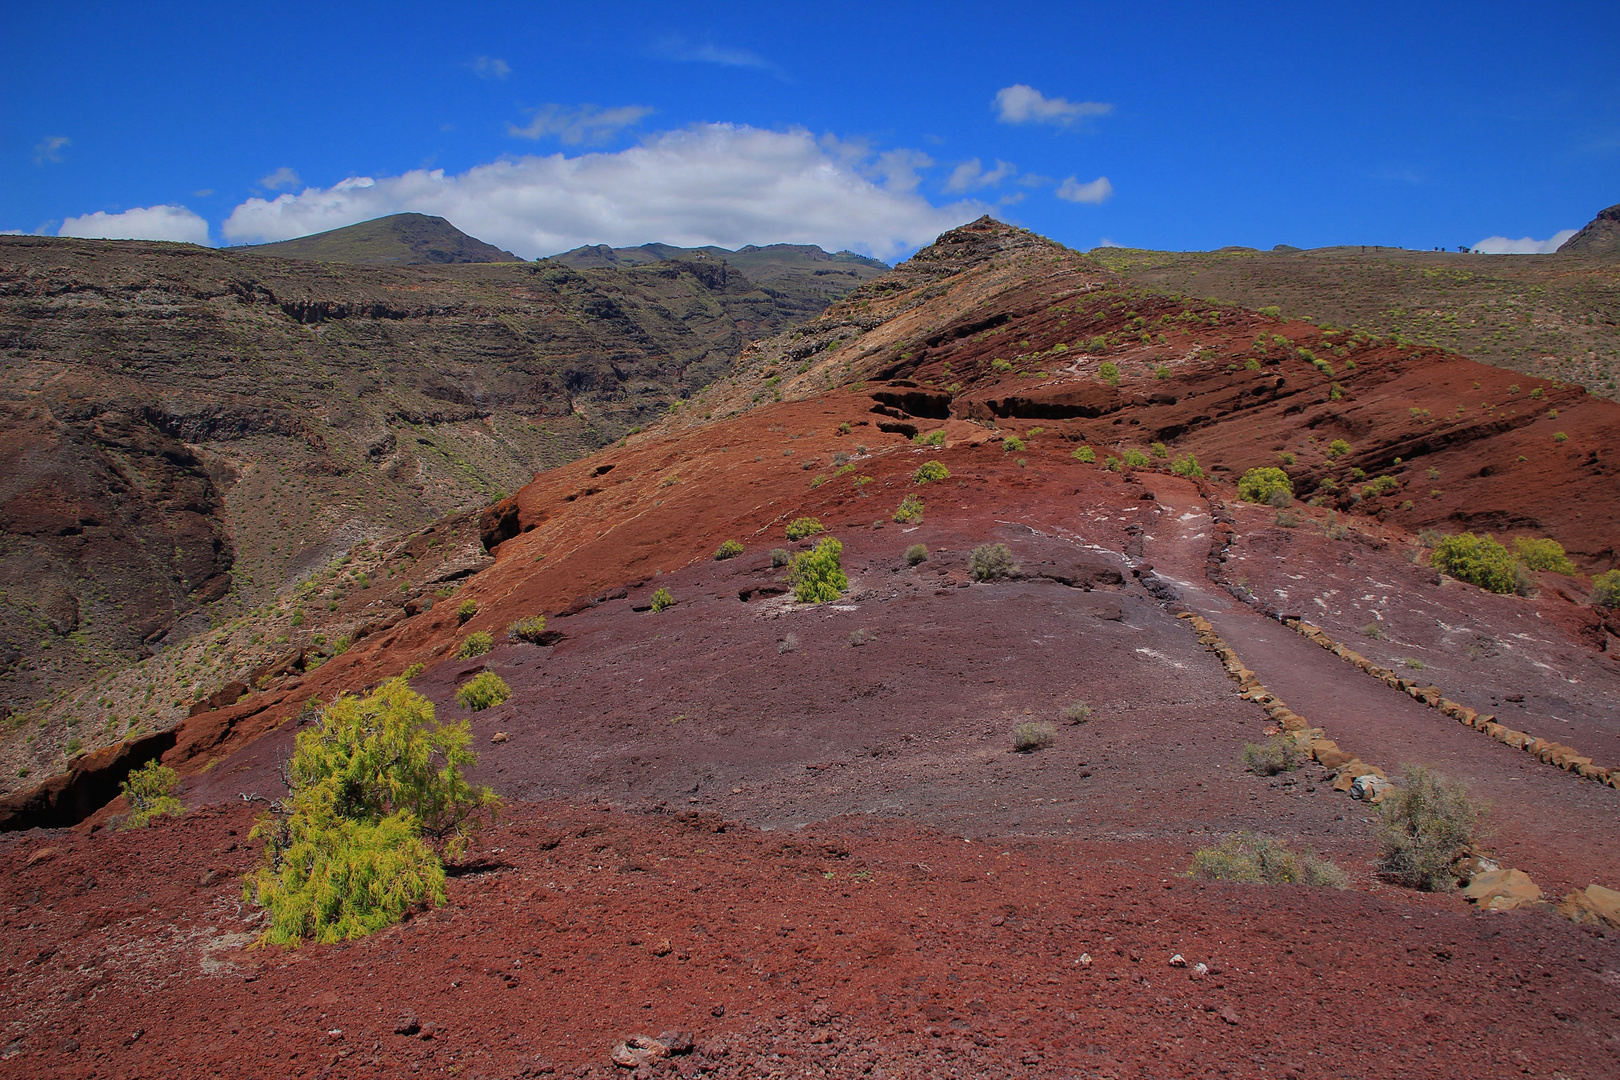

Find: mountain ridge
239;212;522;265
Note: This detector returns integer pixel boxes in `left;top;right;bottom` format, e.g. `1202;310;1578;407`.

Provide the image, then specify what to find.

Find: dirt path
1144;477;1620;895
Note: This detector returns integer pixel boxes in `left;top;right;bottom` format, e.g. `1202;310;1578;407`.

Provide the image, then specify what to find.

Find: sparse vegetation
507;615;547;643
243;677;499;945
457;671;512;712
1404;658;1425;670
1359;622;1383;639
1121;447;1150;468
120;760;183;829
1170;454;1203;478
649;587;676;613
1098;362;1121;386
1237;467;1293;505
1360;475;1399;498
1242;737;1301;776
893;494;924;524
913;460;951;484
912;429;946;447
1325;439;1351;459
457;631;493;659
1003;436;1026;453
785;517;825;541
905;543;929;566
1512;536;1575;574
1150;441;1168;458
1061;701;1094;725
715;539;745;560
456;599;478;624
1012;721;1056;752
1590;569;1620;608
1071;446;1096;463
769;547;792;568
1430;533;1519;594
1374;766;1485;892
969;543;1017;581
787;537;848;603
1190;833;1347;888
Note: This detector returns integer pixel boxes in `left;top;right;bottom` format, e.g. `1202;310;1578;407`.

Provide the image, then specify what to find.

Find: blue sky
4;1;1616;259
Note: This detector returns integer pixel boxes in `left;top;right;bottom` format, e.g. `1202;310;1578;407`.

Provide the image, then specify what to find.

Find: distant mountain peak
241;213;521;265
1557;203;1620;256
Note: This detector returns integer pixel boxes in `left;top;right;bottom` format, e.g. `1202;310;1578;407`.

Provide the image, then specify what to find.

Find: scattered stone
610;1034;670;1069
1462;868;1543;911
1168;954;1186;968
1220;1007;1240;1026
1557;884;1620;929
394;1013;422;1036
491;732;510;744
650;938;672;957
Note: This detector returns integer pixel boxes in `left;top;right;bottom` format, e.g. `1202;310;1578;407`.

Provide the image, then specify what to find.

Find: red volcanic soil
6;801;1620;1080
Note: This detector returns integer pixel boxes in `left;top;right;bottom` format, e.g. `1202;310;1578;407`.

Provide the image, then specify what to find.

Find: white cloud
1056;175;1114;204
943;158;1017;193
994;85;1112;126
59;205;210;245
472;56;511;80
1473;229;1577;255
508;103;656;145
33;136;70;164
259;167;301;190
872;148;934;194
221;123;984;261
653;36;777;72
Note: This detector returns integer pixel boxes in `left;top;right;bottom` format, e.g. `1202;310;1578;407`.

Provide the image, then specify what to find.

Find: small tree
120;760;183;829
244;678;500;945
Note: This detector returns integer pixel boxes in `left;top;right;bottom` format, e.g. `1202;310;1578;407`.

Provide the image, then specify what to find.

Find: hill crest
240;212;521;265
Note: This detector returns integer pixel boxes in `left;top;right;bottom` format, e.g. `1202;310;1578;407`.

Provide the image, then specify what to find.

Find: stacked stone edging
1283;618;1618;789
1175;612;1390;801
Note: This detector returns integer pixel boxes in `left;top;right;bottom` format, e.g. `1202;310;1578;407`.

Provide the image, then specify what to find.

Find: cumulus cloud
33;136;70;164
1056;175;1114;204
943;158;1017;193
508;103;656;145
994;85;1112;126
1473;229;1577;255
221;124;983;261
59;205;210;245
472;56;511;80
259;167;301;190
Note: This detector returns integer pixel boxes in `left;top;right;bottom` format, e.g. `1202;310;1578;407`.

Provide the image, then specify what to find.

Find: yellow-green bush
787;537;847;603
120;760;183;829
1237;467;1293;505
1512;536;1576;574
457;671;511;711
714;539;745;560
457;631;493;659
1431;533;1518;594
785;517;825;541
1591;569;1620;608
507;615;547;643
243;678;499;945
892;494;924;524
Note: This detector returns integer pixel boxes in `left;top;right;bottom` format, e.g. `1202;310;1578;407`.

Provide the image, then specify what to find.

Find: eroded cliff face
0;235;842;714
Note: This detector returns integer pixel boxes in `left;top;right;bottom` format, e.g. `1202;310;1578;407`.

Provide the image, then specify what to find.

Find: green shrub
969;543;1017;581
912;429;946;447
785;517;825;541
788;537;848;603
905;543;929;566
120;760;183;829
1002;435;1025;453
1098;361;1121;386
1071;446;1095;463
990;358;1013;372
649;587;676;613
1360;475;1399;498
1431;533;1518;593
507;615;547;643
456;599;478;624
769;547;792;568
1403;658;1425;670
1242;737;1301;776
714;539;745;561
457;631;493;659
1552;431;1567;443
1150;441;1168;459
1512;537;1575;574
1374;766;1484;892
243;677;499;945
1170;454;1203;479
913;460;950;484
1325;439;1351;459
457;671;512;711
1244;358;1261;370
1237;467;1293;505
1277;451;1295;466
1122;447;1150;468
1012;721;1055;752
1190;832;1347;888
1590;569;1620;608
893;494;924;524
1061;701;1094;724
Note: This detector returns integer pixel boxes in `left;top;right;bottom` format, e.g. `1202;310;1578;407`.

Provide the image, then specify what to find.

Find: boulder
1557;884;1620;929
1461;868;1542;911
